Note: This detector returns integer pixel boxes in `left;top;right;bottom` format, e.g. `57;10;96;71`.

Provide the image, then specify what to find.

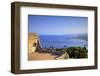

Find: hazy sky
28;15;88;35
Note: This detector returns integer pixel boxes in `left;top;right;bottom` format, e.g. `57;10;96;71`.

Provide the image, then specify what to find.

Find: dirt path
28;52;57;60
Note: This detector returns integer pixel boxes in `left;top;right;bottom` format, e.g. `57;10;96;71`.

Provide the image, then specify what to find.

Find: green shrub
64;46;88;58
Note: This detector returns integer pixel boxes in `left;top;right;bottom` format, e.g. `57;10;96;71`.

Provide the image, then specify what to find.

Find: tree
64;46;88;58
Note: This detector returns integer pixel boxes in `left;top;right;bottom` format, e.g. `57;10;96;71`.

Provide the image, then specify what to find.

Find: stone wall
28;32;39;53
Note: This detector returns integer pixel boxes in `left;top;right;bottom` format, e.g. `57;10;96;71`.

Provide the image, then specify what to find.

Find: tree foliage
64;46;88;58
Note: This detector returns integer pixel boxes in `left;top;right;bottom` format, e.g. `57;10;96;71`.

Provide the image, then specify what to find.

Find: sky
28;15;88;35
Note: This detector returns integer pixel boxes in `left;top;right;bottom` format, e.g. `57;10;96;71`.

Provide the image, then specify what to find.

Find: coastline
28;32;87;60
28;32;69;60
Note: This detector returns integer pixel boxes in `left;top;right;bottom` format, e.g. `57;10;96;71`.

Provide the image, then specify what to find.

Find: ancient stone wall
28;32;39;53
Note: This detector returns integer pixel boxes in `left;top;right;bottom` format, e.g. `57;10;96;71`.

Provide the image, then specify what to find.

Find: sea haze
39;33;88;49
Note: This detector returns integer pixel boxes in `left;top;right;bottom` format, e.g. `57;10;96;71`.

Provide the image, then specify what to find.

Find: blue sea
39;34;88;49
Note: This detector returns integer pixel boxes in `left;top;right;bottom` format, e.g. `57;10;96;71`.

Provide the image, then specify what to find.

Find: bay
39;34;88;49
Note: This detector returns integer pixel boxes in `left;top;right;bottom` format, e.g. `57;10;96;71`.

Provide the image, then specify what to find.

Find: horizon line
28;32;88;35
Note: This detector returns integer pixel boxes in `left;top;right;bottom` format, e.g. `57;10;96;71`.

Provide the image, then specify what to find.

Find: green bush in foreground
64;46;88;58
44;46;88;59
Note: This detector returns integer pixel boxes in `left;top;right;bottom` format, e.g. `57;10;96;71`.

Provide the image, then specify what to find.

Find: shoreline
28;32;87;60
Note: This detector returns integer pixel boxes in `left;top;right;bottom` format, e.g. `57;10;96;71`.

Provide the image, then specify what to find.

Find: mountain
74;33;88;41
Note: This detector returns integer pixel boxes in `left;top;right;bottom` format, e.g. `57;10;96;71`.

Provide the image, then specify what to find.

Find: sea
39;34;88;49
